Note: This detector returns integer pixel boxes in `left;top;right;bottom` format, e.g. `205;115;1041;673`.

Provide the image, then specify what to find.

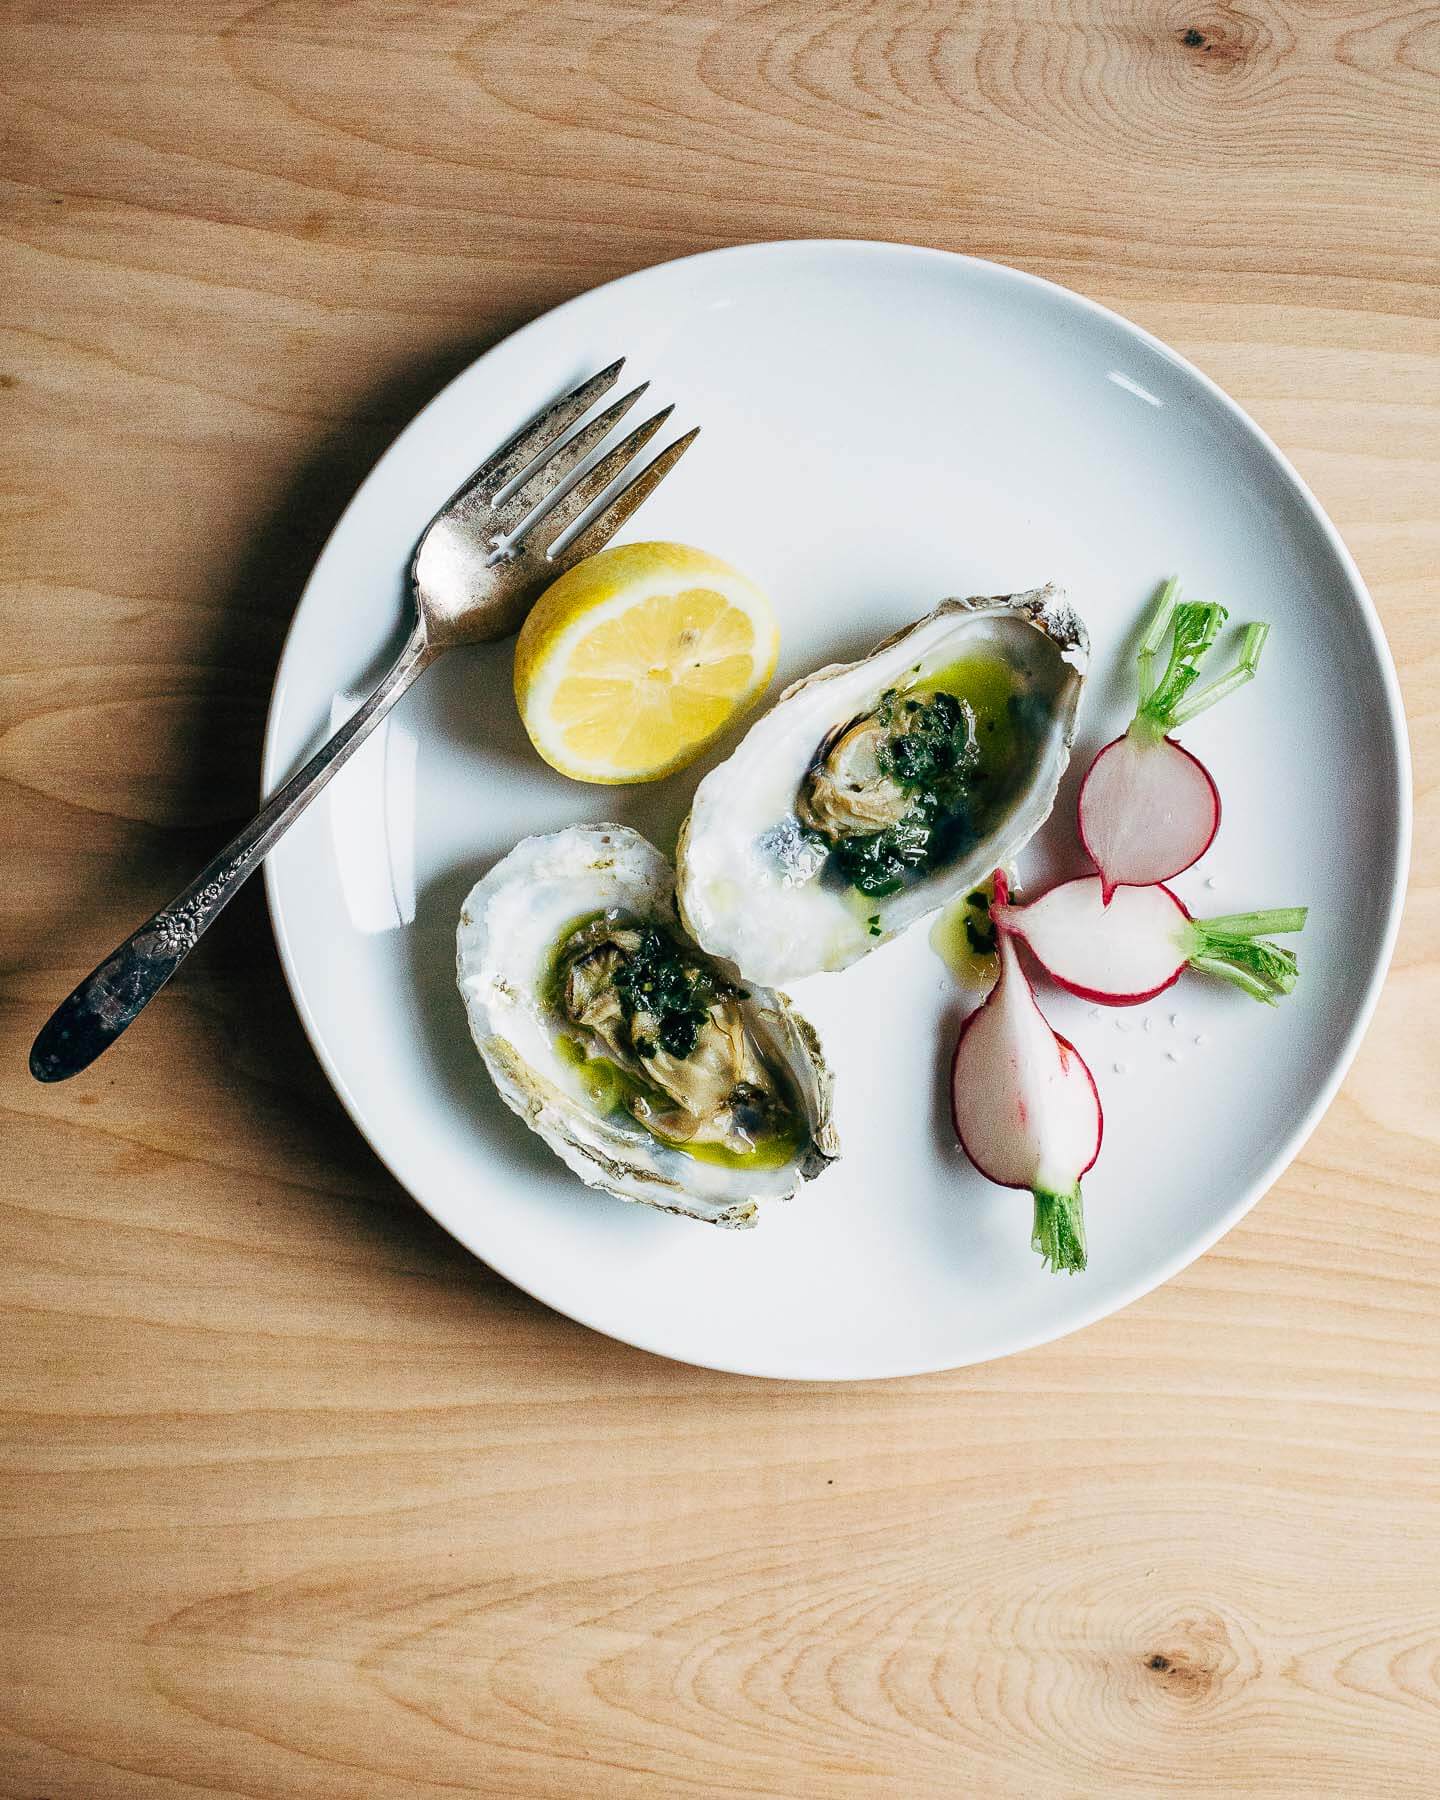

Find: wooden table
4;3;1437;1794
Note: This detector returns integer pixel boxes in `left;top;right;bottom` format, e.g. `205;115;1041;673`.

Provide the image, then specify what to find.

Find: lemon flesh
514;542;779;784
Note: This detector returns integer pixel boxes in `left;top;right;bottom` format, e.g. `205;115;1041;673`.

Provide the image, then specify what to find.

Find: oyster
677;585;1088;985
456;823;838;1227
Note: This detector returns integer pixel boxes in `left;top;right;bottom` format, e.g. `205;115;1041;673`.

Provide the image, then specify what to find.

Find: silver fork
31;360;697;1082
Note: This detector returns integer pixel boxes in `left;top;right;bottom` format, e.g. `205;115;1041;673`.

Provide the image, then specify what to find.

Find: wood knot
1138;1607;1241;1705
1176;21;1248;62
1142;1646;1215;1695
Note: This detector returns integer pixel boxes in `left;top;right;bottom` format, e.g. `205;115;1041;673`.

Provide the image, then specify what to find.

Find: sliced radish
950;872;1102;1275
994;876;1307;1007
1078;732;1220;902
1079;579;1269;900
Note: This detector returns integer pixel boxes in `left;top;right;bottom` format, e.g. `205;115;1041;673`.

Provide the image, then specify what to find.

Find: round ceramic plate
263;241;1409;1380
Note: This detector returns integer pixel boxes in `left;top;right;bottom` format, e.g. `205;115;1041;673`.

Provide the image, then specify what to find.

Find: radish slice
950;872;1102;1274
1079;579;1269;900
1078;733;1219;902
993;876;1308;1007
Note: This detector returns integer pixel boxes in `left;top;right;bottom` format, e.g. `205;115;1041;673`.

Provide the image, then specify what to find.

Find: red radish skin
1077;733;1220;904
1078;581;1269;901
950;872;1103;1275
994;876;1308;1008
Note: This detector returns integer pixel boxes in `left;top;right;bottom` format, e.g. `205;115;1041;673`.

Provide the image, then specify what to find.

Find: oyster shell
456;823;838;1228
677;585;1088;985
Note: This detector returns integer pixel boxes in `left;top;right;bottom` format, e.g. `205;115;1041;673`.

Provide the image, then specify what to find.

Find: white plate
263;241;1409;1380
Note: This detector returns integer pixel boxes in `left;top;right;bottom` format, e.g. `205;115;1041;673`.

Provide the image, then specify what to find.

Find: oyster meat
456;824;838;1227
677;585;1088;985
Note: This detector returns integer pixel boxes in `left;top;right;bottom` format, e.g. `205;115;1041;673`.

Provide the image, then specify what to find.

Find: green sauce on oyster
796;650;1045;899
547;912;803;1165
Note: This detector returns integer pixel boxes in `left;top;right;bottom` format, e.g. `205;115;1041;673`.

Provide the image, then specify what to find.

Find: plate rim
261;238;1413;1381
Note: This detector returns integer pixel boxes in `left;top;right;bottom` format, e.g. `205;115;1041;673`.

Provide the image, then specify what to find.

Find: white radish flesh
996;879;1191;1003
995;876;1308;1007
1077;731;1219;901
950;874;1102;1274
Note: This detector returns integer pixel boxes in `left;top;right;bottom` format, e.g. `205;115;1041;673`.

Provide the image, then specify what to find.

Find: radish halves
994;876;1307;1006
951;872;1102;1275
1079;579;1270;900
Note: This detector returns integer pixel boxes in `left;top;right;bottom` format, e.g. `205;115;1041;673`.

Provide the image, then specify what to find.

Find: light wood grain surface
3;2;1438;1794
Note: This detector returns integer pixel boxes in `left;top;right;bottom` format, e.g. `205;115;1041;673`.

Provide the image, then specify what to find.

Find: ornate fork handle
31;360;696;1084
30;625;437;1082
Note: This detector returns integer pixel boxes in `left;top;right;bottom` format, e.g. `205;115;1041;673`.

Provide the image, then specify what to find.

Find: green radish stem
1135;600;1226;737
1129;580;1270;742
1201;906;1309;935
1170;621;1271;727
1031;1186;1087;1275
1136;575;1179;704
1184;906;1309;1005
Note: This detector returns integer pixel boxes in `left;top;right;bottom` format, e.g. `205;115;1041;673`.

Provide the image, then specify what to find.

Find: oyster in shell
456;823;838;1227
677;585;1087;985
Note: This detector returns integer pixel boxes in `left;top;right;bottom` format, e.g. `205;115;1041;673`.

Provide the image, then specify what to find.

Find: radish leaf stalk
1032;1186;1088;1277
1169;622;1270;729
1134;597;1226;738
1184;906;1306;1004
1135;575;1178;705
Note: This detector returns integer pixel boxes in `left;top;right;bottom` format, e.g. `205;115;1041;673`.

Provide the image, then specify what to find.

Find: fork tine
519;406;676;551
462;359;626;502
500;383;648;518
549;428;701;566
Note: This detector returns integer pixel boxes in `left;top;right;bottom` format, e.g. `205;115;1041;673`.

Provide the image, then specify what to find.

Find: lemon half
514;542;779;784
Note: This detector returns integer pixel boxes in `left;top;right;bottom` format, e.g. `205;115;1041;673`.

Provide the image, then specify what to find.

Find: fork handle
30;624;438;1083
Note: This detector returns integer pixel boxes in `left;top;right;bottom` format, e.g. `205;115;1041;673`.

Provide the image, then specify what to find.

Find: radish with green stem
950;872;1102;1275
993;876;1307;1006
1079;578;1270;901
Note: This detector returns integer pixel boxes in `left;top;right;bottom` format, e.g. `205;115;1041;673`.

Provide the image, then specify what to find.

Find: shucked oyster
457;824;837;1227
677;586;1088;985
